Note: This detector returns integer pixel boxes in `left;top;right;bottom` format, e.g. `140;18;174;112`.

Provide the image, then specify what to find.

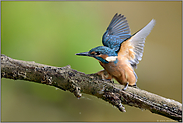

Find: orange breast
99;56;137;86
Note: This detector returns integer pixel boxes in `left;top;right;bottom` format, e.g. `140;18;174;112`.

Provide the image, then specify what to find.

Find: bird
76;13;156;90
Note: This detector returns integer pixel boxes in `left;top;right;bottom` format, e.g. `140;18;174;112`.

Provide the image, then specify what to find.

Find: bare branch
1;54;182;121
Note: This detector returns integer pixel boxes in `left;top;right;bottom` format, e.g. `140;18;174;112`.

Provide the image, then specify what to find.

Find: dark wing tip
102;13;131;50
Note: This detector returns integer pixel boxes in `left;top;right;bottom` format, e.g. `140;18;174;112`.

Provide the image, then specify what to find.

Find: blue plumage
89;46;118;64
76;13;155;89
89;46;117;56
102;13;131;51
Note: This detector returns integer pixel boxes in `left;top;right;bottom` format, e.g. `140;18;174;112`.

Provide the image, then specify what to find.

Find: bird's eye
90;51;100;55
95;52;100;55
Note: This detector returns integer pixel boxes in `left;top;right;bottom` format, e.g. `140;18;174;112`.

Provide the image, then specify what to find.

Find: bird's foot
96;70;114;83
129;84;139;89
122;82;129;91
106;79;114;84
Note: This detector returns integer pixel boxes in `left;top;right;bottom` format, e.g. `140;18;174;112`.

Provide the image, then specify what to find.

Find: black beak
75;52;91;57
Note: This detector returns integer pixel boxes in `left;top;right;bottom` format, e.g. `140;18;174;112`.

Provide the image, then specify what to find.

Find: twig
1;54;182;121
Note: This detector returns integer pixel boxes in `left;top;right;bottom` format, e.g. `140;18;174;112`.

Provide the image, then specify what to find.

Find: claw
122;82;129;91
129;83;139;89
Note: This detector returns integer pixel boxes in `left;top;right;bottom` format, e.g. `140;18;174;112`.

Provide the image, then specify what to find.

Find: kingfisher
76;13;156;90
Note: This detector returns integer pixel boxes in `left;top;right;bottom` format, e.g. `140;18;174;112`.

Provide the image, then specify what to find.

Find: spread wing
102;13;131;51
118;19;156;68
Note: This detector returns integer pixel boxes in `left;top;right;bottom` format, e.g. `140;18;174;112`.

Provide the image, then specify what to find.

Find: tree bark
1;54;182;121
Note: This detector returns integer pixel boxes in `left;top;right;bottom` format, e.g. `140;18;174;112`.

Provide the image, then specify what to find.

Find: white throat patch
105;56;118;62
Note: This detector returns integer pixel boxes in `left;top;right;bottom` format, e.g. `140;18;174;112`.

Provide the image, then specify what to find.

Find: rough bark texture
1;54;182;121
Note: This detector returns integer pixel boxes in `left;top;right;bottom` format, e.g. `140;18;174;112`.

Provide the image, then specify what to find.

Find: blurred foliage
1;1;181;122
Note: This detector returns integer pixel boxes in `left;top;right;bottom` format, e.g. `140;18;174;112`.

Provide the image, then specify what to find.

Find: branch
1;54;182;121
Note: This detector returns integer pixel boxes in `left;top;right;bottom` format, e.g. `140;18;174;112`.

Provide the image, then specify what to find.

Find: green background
1;1;181;122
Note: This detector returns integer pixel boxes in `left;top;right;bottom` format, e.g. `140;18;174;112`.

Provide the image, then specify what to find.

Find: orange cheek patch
99;54;108;59
90;51;95;55
94;54;108;62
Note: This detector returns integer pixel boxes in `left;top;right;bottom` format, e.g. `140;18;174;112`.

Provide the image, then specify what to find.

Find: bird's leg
97;70;114;83
122;82;129;91
129;83;139;89
97;70;111;80
123;83;140;90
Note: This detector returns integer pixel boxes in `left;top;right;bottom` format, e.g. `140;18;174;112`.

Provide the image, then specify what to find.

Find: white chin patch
105;56;117;62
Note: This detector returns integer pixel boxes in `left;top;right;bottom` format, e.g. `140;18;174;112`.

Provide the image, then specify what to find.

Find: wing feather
118;19;156;68
102;13;131;51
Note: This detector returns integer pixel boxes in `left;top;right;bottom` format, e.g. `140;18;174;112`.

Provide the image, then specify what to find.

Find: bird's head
76;46;118;64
